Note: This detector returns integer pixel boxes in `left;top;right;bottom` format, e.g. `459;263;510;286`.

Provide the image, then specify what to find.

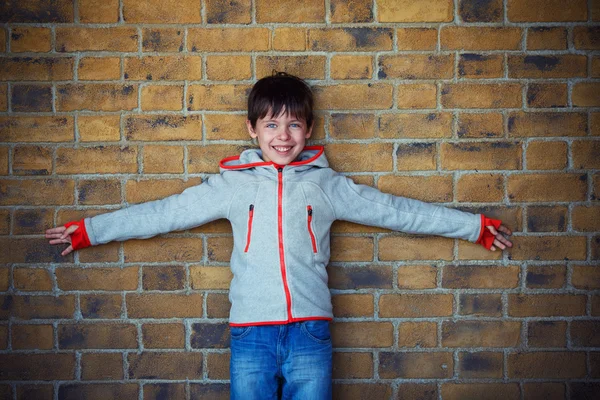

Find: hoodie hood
219;145;328;173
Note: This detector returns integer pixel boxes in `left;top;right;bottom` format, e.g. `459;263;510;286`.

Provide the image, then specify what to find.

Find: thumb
61;224;79;239
486;225;498;236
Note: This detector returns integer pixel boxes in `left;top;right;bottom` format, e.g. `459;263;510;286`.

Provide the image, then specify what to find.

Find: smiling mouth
272;146;293;153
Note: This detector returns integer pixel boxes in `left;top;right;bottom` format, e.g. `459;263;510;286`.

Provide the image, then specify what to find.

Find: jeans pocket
230;326;253;340
300;320;331;344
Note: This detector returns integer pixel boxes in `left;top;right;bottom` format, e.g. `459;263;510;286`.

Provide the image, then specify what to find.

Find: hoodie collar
220;146;327;173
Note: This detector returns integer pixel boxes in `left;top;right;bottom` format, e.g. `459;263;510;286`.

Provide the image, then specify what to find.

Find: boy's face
246;109;312;166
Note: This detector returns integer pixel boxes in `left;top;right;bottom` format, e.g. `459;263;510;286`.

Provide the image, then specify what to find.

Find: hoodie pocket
244;204;254;253
307;205;317;253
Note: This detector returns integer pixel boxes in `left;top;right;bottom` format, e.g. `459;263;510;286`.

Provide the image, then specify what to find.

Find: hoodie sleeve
324;173;483;243
83;174;233;246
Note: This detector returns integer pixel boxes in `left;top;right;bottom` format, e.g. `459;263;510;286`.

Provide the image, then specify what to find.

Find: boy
47;73;512;399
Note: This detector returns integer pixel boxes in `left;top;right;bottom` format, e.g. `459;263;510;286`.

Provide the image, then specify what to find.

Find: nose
278;127;291;140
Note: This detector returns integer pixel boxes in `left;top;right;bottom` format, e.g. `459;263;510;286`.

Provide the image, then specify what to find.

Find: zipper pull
249;204;254;212
277;167;283;173
307;206;313;217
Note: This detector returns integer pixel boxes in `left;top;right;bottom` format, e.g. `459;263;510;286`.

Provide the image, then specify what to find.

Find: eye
266;123;277;128
290;123;301;128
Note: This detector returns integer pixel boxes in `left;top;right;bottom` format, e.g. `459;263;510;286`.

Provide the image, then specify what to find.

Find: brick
526;265;566;288
330;236;373;262
125;236;204;262
441;27;522;50
0;57;73;81
380;352;452;379
0;179;75;205
593;57;600;78
325;143;393;172
508;173;587;201
333;384;391;399
458;352;503;378
78;115;120;142
441;83;522;109
327;265;393;289
12;324;53;349
128;352;202;379
377;0;452;22
142;28;184;52
190;266;232;290
0;354;74;380
332;294;373;317
458;54;503;78
441;142;522;170
77;179;121;205
527;205;567;232
11;84;52;112
527;27;568;50
257;0;324;22
13;146;52;176
396;28;437;50
574;27;600;50
125;56;201;81
507;0;587;21
205;114;248;141
58;323;137;349
57;84;137;111
593;352;600;377
191;322;229;349
13;267;53;291
379;113;452;139
257;56;325;80
189;384;230;399
314;84;392;110
187;85;250;111
443;321;521;347
207;353;230;380
442;383;520;400
330;0;373;23
379;54;453;79
457;173;504;202
397;84;437;109
16;385;53;399
79;0;119;22
81;353;123;380
273;28;307;51
142;323;185;349
378;175;453;202
523;383;565;400
380;294;452;317
396;384;437;400
0;267;7;290
56;27;137;52
126;115;202;141
527;83;567;108
570;383;600;400
380;236;454;262
309;28;392;51
528;320;566;347
127;293;203;318
142;145;184;173
513;236;587;261
144;383;186;400
206;293;231;318
0;0;74;22
206;56;251;81
509;112;587;137
125;178;201;203
457;113;503;138
332;353;372;380
594;295;600;315
56;146;137;174
595;0;600;21
573;83;600;106
0;386;8;399
397;143;437;170
459;0;502;22
0;85;6;112
59;384;138;399
508;55;586;78
330;55;372;80
78;57;120;81
188;28;270;52
0;238;73;263
81;294;122;319
329;113;375;140
526;141;567;171
459;294;502;317
508;352;586;378
143;265;185;290
509;294;586;317
0;295;75;319
573;205;600;232
206;0;251;23
397;265;437;289
56;267;138;291
206;237;231;263
572;265;600;289
398;321;437;348
10;27;51;52
330;322;393;348
123;0;200;23
571;321;600;347
0;326;5;349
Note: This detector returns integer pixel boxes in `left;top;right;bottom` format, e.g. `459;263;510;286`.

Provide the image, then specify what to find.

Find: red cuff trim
64;219;91;250
476;214;502;250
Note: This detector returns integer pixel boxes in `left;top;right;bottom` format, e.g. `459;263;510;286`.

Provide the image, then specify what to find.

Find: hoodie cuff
476;214;502;250
64;219;91;250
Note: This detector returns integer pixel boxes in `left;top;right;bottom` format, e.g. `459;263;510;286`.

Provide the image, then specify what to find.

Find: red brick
507;0;587;21
58;323;137;349
380;294;453;317
442;321;521;347
379;352;453;378
81;353;124;380
331;322;393;348
12;324;53;350
56;267;138;291
127;293;203;318
0;116;74;142
128;352;203;379
528;320;566;348
308;28;392;51
379;113;452;139
508;352;586;378
377;0;453;22
458;351;503;378
441;27;522;50
0;354;75;380
442;383;520;400
509;294;586;317
188;28;270;52
123;0;201;23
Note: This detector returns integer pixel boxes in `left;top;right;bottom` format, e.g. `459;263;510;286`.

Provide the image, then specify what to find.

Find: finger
496;234;513;248
493;238;506;250
490;245;496;251
498;224;512;235
45;226;66;236
49;238;71;245
61;245;73;256
60;224;79;239
486;225;498;236
46;232;66;239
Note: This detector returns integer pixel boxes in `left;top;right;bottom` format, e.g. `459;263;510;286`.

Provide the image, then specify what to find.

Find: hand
45;225;79;256
486;224;512;251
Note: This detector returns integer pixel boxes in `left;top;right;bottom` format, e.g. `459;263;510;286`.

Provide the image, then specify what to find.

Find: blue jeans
229;320;332;400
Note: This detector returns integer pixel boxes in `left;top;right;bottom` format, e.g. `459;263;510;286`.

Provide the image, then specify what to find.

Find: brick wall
0;0;599;398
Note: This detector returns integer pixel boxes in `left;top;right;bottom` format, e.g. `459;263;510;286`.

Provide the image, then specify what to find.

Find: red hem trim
219;146;324;170
229;316;332;327
477;213;485;243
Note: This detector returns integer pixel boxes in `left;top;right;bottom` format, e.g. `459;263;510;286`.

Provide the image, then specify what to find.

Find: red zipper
243;204;254;253
276;166;293;321
307;205;317;253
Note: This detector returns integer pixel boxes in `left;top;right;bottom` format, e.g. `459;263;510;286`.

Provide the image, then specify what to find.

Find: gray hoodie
84;146;483;326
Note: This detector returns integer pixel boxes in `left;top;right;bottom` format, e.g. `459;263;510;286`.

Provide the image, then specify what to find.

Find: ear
246;120;257;139
305;122;313;139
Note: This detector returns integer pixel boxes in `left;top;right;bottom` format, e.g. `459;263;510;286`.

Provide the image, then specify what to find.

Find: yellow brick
0;179;75;206
508;112;587;137
458;54;503;78
332;294;374;317
441;83;522;109
187;85;251;111
205;114;250;141
79;0;119;23
141;85;183;111
13;146;53;176
273;28;307;51
13;208;54;235
78;115;120;142
142;28;184;52
379;54;454;79
459;0;502;22
508;174;587;202
397;84;437;109
206;0;251;23
11;84;52;112
125;56;202;81
574;27;600;50
0;117;74;142
329;114;376;139
573;83;600;107
125;237;204;262
78;57;120;81
441;27;522;50
10;27;52;52
188;28;270;52
398;321;437;347
56;27;138;52
314;84;393;110
397;28;437;50
458;113;503;138
125;115;202;141
0;147;8;175
572;140;600;169
142;145;184;174
309;28;392;51
331;55;372;80
77;179;121;205
457;173;504;202
592;57;600;78
330;237;374;262
0;84;6;111
256;0;324;22
527;27;568;50
57;84;137;112
396;143;437;170
507;0;587;22
123;0;201;23
378;113;452;139
526;83;568;108
14;268;53;291
325;143;393;172
378;175;453;202
190;266;233;289
206;56;252;81
526;141;567;170
397;265;437;289
256;56;326;80
593;113;600;136
508;55;586;78
378;0;453;22
207;237;233;262
330;0;373;23
125;178;202;203
572;206;600;232
0;0;74;23
188;145;247;174
379;236;454;261
56;146;138;174
440;142;522;170
0;29;4;52
0;57;74;81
